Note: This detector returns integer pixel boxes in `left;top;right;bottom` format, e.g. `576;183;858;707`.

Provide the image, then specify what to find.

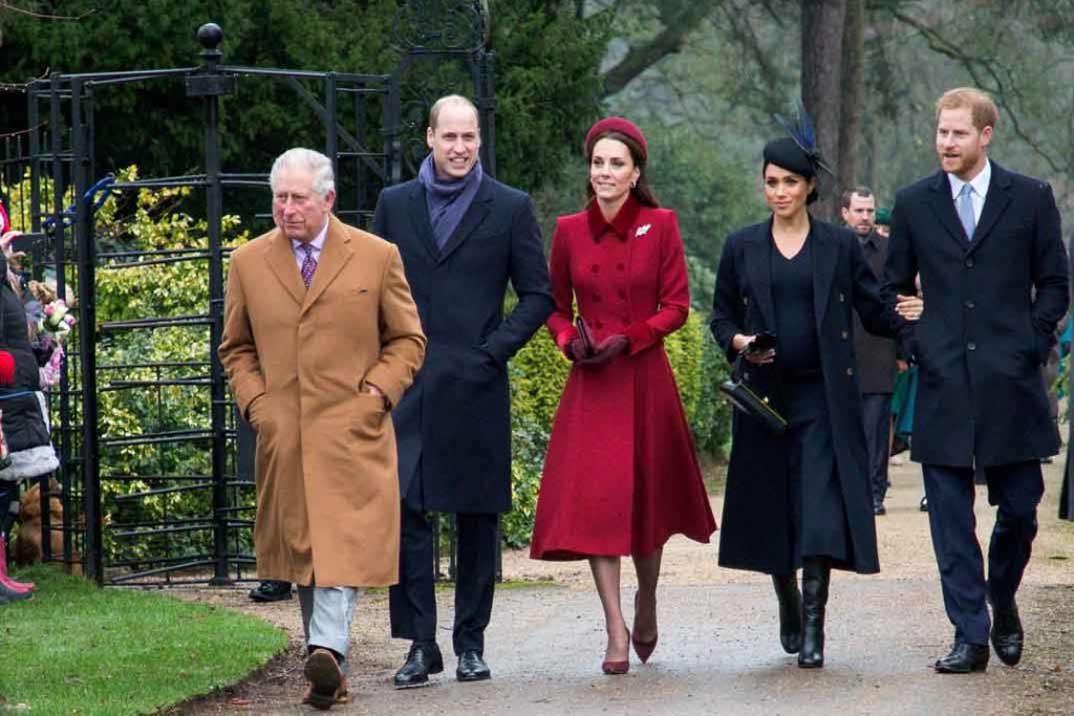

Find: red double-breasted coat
530;197;716;559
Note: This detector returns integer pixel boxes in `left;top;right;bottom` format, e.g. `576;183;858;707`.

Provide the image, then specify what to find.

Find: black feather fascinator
772;100;834;177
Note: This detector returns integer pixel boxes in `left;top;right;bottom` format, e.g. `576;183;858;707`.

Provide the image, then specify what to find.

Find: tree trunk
800;0;848;220
838;0;864;202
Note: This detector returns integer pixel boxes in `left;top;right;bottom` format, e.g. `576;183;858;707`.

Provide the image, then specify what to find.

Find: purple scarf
418;153;484;250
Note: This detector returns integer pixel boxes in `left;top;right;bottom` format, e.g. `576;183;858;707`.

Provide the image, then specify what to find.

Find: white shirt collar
947;159;991;200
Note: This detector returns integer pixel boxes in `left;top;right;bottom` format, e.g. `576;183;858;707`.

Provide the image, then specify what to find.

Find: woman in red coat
530;117;716;674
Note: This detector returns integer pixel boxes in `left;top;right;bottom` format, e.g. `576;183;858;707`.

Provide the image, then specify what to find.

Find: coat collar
263;215;354;313
405;176;495;265
585;195;642;242
926;162;1013;255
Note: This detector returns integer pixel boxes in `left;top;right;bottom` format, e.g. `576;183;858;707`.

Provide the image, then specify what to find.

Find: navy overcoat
372;175;553;513
884;163;1069;468
711;218;897;575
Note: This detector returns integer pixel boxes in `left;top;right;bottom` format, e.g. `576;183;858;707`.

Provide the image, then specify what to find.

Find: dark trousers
922;461;1043;645
861;393;892;505
389;500;499;656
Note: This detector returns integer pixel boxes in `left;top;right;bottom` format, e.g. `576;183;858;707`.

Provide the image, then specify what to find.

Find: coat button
839;292;845;302
964;300;975;309
841;330;848;340
965;258;974;268
743;372;750;381
617;289;627;299
846;367;854;376
967;341;976;351
617;263;625;271
593;294;602;303
591;264;600;273
596;320;604;329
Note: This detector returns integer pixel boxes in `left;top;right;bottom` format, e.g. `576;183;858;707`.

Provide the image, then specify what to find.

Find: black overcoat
711;218;897;575
372;175;553;513
884;163;1069;468
852;231;898;393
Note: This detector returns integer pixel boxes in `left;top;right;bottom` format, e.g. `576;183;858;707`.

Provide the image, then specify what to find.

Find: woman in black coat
710;131;922;668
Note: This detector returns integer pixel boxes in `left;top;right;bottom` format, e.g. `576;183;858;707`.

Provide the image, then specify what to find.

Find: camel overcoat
219;215;426;588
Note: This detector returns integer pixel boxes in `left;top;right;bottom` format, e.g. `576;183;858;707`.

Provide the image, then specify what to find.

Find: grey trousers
298;584;359;672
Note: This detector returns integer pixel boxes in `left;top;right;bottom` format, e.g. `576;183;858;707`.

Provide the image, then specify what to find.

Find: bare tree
801;0;848;219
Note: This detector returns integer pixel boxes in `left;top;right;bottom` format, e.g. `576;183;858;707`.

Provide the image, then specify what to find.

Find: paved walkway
173;459;1074;715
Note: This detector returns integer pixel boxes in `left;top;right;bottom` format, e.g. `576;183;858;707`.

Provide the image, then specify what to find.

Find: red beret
585;117;647;161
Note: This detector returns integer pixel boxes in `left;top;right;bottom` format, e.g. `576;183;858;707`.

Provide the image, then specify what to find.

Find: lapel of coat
966;162;1013;257
810;220;839;329
301;216;354;316
741;220;777;332
264;230;306;307
436;177;494;265
925;169;976;251
405;183;441;263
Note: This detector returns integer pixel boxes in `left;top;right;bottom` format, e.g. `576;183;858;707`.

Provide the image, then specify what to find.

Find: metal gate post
191;23;235;585
72;78;103;584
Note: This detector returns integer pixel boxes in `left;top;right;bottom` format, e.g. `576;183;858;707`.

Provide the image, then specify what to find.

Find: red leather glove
578;334;629;366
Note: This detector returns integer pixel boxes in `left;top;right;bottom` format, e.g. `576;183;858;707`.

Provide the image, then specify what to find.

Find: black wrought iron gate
2;1;495;586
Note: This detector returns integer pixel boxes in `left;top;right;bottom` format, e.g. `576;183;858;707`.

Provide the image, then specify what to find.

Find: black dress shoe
248;580;292;602
919;496;928;512
873;502;887;516
393;641;443;689
456;650;491;682
934;641;989;673
991;603;1024;666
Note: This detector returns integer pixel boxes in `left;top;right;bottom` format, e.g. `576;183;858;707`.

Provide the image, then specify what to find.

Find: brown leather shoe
302;677;349;706
304;649;345;710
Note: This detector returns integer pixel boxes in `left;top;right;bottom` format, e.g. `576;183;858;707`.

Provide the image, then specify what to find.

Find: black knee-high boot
799;557;830;668
772;573;802;654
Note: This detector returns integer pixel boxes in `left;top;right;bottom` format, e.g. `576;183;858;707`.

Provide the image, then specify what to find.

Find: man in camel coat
219;147;426;709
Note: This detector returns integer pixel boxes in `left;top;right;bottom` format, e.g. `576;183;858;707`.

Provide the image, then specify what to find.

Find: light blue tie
956;183;976;241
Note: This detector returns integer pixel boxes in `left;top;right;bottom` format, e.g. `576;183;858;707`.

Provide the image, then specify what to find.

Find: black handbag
719;354;787;435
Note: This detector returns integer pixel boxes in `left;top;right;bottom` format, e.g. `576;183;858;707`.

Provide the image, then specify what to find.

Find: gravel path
169;458;1074;715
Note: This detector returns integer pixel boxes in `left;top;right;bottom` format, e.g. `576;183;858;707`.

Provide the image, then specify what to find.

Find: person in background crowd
841;187;900;516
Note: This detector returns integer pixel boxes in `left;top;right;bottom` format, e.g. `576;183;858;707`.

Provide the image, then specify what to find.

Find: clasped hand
894;293;924;321
567;334;630;366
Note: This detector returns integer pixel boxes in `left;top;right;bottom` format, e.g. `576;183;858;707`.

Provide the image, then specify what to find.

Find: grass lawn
0;565;286;716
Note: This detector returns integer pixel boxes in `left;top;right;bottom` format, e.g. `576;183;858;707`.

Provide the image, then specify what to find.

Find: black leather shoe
393;641;443;689
772;574;802;654
874;502;887;516
991;603;1024;666
248;580;292;602
934;641;989;673
456;650;491;682
919;496;928;512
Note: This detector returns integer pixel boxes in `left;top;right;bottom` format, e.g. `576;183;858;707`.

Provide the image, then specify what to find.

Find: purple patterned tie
299;243;317;289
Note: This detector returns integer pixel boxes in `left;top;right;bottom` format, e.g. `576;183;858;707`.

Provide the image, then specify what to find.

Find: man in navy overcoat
371;95;553;687
886;87;1069;674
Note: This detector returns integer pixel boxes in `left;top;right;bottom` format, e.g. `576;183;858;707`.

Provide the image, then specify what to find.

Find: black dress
770;237;850;564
